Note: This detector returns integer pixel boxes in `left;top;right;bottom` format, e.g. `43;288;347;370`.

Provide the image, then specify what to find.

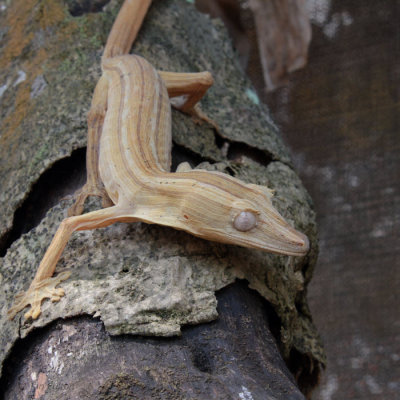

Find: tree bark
0;0;324;398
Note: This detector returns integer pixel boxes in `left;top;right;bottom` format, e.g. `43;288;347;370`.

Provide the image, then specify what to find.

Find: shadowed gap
65;0;111;16
214;132;274;167
0;148;86;257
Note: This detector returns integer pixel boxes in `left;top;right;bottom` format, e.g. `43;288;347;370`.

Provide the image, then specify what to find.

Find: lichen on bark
0;0;325;384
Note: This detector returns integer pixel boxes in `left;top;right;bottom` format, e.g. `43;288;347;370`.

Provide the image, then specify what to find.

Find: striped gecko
8;0;309;321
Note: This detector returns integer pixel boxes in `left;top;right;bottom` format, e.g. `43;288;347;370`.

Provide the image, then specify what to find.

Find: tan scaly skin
8;0;309;321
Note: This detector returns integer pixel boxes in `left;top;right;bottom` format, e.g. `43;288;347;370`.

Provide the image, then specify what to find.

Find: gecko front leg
8;271;71;320
68;76;113;216
8;205;131;320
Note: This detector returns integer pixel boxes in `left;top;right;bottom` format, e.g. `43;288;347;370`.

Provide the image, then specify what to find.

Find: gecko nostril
233;211;257;232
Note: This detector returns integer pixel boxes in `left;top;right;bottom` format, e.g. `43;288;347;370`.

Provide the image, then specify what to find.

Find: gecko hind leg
68;183;114;217
69;76;113;217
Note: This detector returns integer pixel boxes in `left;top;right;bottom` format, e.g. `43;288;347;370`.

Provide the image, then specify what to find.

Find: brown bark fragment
34;372;48;399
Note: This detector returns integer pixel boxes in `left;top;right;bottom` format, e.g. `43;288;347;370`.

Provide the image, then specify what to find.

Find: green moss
31;143;49;167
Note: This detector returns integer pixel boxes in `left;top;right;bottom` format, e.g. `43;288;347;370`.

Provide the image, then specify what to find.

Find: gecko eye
233;211;257;232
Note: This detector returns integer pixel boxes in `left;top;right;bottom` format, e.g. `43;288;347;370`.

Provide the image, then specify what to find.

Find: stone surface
0;0;324;392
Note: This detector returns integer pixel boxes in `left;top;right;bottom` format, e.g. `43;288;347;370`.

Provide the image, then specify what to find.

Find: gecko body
99;55;308;254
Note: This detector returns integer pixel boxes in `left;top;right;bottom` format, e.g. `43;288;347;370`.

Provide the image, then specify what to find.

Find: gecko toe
8;271;71;321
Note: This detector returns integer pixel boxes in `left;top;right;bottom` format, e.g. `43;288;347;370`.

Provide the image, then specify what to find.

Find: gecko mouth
234;220;310;256
250;234;309;256
207;225;310;256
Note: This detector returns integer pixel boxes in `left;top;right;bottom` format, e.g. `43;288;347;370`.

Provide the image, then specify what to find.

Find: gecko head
184;181;309;257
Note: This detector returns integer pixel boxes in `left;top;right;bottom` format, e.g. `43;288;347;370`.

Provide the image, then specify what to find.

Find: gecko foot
8;271;71;321
190;105;220;133
68;184;113;216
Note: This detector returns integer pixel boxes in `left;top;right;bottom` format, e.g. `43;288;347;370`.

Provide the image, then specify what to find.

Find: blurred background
196;0;399;399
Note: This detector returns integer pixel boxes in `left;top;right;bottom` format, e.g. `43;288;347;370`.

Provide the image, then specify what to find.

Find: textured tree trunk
0;0;324;398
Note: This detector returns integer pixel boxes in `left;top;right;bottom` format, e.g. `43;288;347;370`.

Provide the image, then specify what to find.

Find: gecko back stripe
102;57;254;202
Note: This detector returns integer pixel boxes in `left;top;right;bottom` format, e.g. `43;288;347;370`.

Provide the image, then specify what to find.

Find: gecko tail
103;0;152;59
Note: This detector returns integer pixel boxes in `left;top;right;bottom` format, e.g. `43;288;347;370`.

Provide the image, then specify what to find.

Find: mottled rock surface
0;0;325;395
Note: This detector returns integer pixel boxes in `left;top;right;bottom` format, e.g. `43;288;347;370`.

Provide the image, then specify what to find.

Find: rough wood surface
0;0;324;397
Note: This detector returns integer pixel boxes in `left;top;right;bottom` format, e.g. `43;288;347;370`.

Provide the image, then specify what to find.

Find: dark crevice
224;166;235;176
214;131;274;167
287;348;321;398
0;148;86;257
189;345;213;374
227;141;273;166
65;0;111;17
